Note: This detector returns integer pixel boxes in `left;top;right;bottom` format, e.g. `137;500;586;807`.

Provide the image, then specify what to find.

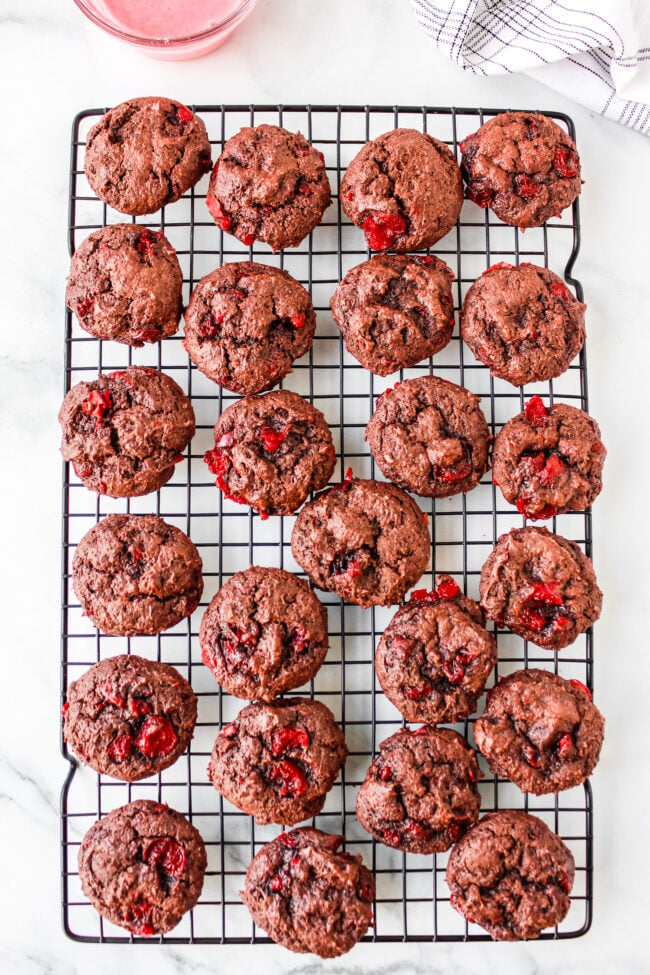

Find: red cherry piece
569;678;592;700
406;821;431;841
268;759;308;797
467;182;494;207
379;766;393;782
199;313;220;339
403;683;432;701
128;902;154;936
81;389;112;427
62;701;70;716
136;229;160;258
434;458;472;484
442;658;465;686
144;837;187;877
558;733;573;759
524;743;541;767
519;607;547;632
108;734;133;761
204;448;230;478
382;829;402;847
98;682;126;709
129;698;152;718
540;454;564;484
297;179;314;196
270;726;310;757
77;297;93;318
238;232;255;246
410;589;439;604
278;832;296;847
216;431;235;450
528;581;563;606
558;872;571;894
290;313;306;329
222;722;238;738
135;716;178;758
362;212;407;251
413;255;435;266
269;875;283;892
457;647;479;665
260;426;288;452
206;194;232;231
515;174;542;199
551;281;573;302
553;613;572;632
175;106;194;124
553;147;579;179
517;497;558;520
357;883;374;903
525;452;546;474
437;577;460;599
525;395;549;427
290;625;310;654
484;262;513;274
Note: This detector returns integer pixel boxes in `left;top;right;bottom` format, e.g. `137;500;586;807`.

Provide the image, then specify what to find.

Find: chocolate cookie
206;124;331;250
59;366;195;497
63;655;197;781
72;514;203;636
356;726;480;854
183;261;316;394
460;111;582;228
330;254;455;376
241;828;374;957
479;526;602;650
66;224;183;346
460;263;586;386
366;376;491;496
340;128;463;251
208;698;347;825
474;669;604;794
84;97;211;216
374;576;497;723
446;810;575;940
493;396;606;520
203;390;335;516
78;800;206;937
291;475;430;607
199;566;329;701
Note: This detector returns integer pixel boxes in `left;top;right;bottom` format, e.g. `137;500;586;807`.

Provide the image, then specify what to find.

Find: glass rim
72;0;257;46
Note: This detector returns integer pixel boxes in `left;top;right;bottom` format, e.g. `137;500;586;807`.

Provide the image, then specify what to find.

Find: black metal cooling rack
61;104;593;944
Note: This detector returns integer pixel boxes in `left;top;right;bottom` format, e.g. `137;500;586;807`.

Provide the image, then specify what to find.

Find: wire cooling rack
61;105;594;944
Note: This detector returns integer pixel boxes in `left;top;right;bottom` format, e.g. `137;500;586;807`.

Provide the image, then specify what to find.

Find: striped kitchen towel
410;0;650;134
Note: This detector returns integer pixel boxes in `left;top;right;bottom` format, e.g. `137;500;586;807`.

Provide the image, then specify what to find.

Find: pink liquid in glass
101;0;245;39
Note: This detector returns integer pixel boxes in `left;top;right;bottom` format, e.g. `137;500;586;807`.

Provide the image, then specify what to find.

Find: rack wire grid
61;104;594;945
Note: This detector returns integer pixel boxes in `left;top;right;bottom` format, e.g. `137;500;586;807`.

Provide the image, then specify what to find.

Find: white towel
410;0;650;134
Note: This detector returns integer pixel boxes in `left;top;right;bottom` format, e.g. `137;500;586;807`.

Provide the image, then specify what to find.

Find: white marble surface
1;1;649;972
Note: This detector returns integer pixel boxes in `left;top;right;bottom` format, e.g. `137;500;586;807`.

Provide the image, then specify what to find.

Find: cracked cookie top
78;800;206;937
479;526;602;650
291;475;431;607
366;375;491;496
59;366;195;497
460;111;582;228
183;261;316;394
474;668;604;795
72;513;203;635
64;654;197;781
356;725;480;854
447;810;575;940
66;224;183;346
492;396;606;520
209;698;348;825
330;254;455;376
241;827;374;957
460;262;586;386
200;566;329;701
206;124;331;250
84;97;212;216
374;575;497;722
203;390;336;516
340;128;463;251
